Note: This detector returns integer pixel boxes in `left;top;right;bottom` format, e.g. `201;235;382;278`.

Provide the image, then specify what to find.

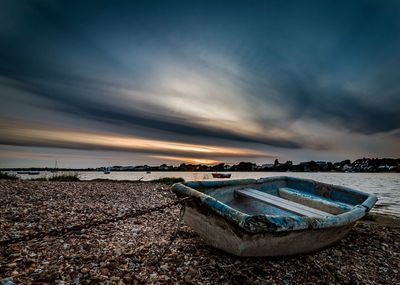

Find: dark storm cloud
0;0;399;162
264;71;400;134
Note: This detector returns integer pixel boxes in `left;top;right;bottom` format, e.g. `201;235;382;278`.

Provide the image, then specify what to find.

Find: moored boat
103;164;111;174
172;176;377;256
212;173;231;178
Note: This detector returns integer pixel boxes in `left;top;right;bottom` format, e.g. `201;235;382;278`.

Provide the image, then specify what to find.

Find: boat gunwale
171;176;377;233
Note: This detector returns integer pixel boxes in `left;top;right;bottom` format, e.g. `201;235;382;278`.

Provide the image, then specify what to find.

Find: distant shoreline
1;157;399;173
1;169;399;173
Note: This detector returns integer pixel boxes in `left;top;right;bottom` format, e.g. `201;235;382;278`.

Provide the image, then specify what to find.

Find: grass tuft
48;172;80;181
29;177;49;181
150;177;185;185
0;171;19;180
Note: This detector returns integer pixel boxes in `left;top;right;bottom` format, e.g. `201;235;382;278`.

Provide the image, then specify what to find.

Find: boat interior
186;177;370;218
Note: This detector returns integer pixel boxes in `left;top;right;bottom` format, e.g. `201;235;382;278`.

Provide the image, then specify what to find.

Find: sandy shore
0;180;399;284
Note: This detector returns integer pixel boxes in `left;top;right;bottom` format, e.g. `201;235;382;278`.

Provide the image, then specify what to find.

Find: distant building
262;163;274;169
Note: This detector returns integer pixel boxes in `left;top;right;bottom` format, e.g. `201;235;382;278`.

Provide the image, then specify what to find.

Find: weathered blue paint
171;176;377;233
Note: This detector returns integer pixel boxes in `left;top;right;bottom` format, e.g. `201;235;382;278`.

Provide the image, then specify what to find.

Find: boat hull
212;173;231;178
184;204;354;256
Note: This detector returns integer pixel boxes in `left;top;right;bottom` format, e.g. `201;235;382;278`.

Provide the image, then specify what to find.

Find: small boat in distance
172;176;377;257
212;173;231;178
103;162;111;174
17;171;40;175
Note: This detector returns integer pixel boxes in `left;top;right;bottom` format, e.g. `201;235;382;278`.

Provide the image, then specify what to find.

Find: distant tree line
3;158;399;173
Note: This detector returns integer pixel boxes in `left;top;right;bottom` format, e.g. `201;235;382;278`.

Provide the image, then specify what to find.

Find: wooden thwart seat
235;188;332;218
278;187;352;214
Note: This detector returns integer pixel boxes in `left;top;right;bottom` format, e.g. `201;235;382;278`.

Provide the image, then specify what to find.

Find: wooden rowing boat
171;176;377;256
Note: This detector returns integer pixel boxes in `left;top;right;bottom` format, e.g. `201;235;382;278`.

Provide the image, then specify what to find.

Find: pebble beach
0;180;399;284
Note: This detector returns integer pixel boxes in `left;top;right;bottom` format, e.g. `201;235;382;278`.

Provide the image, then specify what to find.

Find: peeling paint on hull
172;176;377;256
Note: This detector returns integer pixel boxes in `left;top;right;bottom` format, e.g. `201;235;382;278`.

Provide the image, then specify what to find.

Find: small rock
123;274;133;283
160;264;169;271
184;274;194;284
110;276;120;282
149;273;157;279
333;249;343;257
160;275;170;280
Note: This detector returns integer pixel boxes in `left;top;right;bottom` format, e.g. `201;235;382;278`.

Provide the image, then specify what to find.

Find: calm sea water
13;171;400;217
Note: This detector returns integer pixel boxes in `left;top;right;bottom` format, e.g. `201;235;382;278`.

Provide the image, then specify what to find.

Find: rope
0;197;193;247
155;205;185;266
143;203;186;284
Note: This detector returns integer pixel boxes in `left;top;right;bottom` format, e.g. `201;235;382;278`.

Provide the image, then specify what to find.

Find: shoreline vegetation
1;157;400;173
0;172;18;180
0;171;185;185
0;180;399;284
34;172;80;182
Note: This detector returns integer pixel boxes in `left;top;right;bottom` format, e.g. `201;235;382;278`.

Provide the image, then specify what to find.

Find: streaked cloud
150;156;219;165
0;0;399;167
0;122;271;159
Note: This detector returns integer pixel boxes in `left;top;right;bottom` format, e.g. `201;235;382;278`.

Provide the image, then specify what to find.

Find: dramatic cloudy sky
1;0;399;167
